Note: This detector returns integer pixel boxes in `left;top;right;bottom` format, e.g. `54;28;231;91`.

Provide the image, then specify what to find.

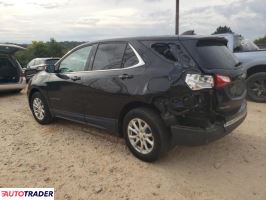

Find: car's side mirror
45;65;56;73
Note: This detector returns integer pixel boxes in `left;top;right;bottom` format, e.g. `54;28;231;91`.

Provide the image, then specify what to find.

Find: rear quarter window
123;44;139;68
150;43;178;62
142;40;196;67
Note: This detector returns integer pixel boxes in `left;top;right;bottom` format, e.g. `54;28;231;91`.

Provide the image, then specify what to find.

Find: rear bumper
0;77;26;91
170;103;247;146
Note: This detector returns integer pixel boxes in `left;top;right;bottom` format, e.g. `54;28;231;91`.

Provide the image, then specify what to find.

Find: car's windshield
234;36;259;52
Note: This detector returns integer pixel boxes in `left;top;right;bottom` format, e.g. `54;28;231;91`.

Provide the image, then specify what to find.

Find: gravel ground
0;90;266;200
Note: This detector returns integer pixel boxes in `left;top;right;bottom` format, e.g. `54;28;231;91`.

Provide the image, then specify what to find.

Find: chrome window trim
127;43;145;69
58;43;145;74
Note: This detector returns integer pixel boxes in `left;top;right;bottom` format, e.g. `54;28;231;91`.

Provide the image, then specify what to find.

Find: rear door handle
118;74;133;80
71;76;81;81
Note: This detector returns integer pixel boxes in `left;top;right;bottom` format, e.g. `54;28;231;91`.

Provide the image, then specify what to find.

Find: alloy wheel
33;98;45;121
127;118;154;154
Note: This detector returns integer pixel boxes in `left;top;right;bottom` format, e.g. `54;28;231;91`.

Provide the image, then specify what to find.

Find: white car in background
0;44;26;93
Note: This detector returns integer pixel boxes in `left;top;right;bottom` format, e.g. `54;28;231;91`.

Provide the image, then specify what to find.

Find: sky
0;0;265;43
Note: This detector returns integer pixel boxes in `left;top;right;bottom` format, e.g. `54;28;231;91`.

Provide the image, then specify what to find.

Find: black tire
123;107;170;162
30;92;53;124
247;72;266;103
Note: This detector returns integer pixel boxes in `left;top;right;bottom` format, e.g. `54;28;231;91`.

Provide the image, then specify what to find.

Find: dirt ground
0;90;266;200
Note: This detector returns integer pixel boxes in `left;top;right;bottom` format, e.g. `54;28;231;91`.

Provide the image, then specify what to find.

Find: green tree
254;35;266;45
213;26;233;34
29;41;49;58
16;41;48;67
16;38;67;67
46;38;64;57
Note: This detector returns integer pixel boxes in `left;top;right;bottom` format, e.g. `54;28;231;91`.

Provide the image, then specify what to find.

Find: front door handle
71;76;81;81
118;74;133;80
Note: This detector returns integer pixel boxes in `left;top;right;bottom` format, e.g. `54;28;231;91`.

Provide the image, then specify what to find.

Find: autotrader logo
0;188;54;200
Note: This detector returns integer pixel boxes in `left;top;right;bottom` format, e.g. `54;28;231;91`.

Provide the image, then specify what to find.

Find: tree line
212;26;266;46
15;27;266;67
15;38;84;67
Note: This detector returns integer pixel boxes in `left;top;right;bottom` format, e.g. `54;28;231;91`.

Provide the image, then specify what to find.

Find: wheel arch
117;101;160;137
247;65;266;78
28;88;51;112
28;88;41;106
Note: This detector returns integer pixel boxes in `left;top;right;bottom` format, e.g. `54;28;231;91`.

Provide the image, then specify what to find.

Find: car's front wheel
247;72;266;103
123;107;170;162
30;92;53;124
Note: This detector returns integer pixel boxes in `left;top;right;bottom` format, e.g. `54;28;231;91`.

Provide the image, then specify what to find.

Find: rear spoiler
196;37;228;47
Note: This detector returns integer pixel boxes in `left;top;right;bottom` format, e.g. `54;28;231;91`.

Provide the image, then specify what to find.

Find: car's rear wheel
30;92;53;124
247;72;266;103
123;107;170;162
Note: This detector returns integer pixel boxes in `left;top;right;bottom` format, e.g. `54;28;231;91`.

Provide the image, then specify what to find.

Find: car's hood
0;44;25;54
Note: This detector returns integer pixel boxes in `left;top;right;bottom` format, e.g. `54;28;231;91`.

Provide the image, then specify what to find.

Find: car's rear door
47;44;96;122
82;42;146;131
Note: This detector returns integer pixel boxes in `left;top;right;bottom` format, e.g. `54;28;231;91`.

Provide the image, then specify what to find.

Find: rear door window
92;43;127;70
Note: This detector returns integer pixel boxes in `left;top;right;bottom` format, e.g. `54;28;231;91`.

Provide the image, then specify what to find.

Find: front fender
27;72;51;109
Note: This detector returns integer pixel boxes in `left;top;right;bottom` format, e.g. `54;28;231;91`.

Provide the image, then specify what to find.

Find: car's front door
47;44;96;122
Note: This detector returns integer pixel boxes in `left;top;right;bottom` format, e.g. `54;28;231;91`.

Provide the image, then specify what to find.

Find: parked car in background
24;57;60;82
27;36;247;162
0;44;26;93
215;33;266;102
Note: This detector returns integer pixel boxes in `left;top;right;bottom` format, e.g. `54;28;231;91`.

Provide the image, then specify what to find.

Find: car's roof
75;35;226;50
86;35;224;43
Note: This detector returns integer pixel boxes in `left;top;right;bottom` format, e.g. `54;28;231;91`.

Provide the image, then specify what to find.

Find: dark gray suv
27;36;247;162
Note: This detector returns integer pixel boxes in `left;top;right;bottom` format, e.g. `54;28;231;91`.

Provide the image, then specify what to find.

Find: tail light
214;74;231;88
185;74;231;90
185;74;214;90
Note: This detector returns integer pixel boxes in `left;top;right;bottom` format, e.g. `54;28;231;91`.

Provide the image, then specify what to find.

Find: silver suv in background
0;44;26;93
215;33;266;102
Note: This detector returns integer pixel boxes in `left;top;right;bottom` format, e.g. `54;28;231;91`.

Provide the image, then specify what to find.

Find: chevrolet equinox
27;36;247;162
